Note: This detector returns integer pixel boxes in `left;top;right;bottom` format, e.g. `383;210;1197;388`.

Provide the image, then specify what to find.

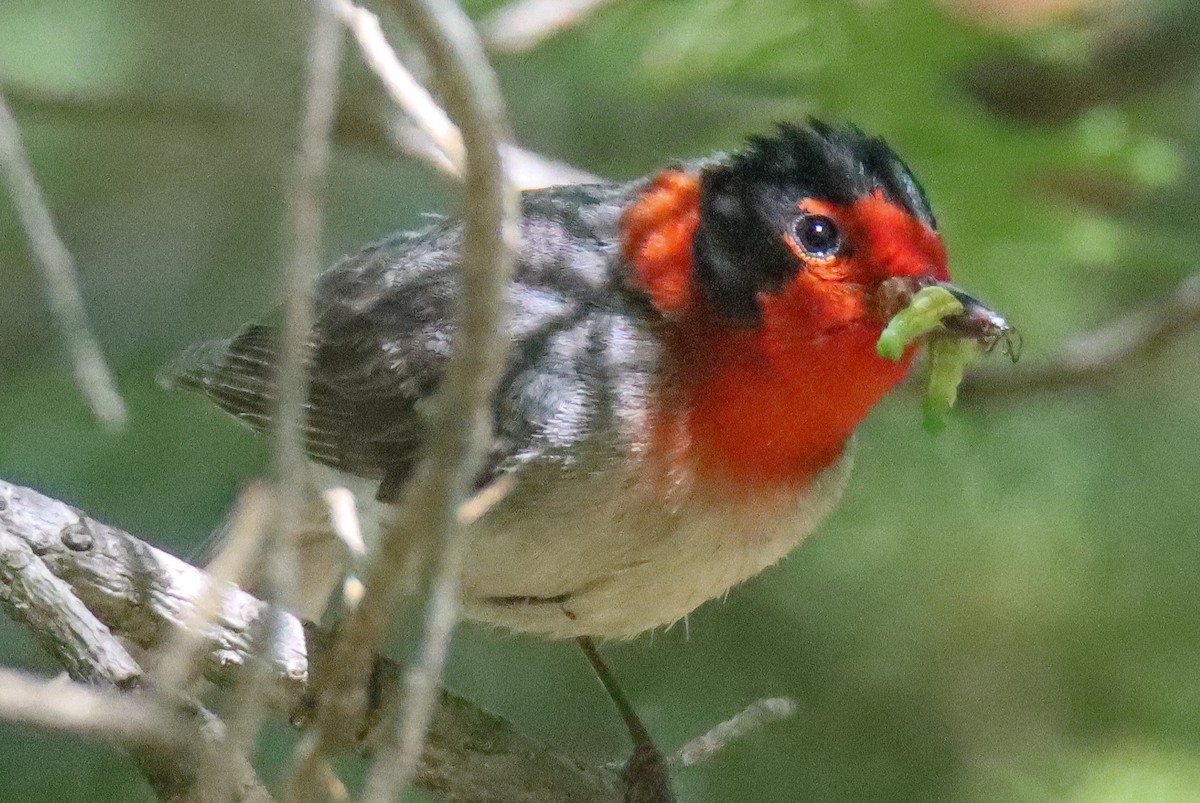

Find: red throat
621;171;918;496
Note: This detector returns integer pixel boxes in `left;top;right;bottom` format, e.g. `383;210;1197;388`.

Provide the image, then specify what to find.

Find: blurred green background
3;0;1200;800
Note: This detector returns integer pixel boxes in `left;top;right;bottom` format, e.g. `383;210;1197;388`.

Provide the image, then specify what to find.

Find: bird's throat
621;171;915;495
649;317;914;497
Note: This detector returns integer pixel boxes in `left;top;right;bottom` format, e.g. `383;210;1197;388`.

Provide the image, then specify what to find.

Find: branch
0;667;170;743
223;6;345;785
289;1;523;799
333;0;598;186
0;485;273;803
959;270;1200;401
333;0;463;170
0;87;126;427
0;477;624;803
670;697;797;768
0;671;280;803
482;0;622;53
0;521;141;687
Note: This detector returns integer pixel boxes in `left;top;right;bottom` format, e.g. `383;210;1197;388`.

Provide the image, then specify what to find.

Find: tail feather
158;325;282;427
157;338;239;394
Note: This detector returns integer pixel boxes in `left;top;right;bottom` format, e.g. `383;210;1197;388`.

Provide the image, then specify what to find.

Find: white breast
305;446;853;639
460;448;854;639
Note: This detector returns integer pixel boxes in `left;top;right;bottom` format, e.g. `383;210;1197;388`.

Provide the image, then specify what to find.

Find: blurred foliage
2;0;1200;800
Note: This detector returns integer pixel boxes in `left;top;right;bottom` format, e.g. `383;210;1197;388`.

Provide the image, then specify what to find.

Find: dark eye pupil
796;215;840;257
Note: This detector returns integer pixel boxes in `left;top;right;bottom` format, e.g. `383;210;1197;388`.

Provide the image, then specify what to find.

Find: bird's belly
459;450;854;639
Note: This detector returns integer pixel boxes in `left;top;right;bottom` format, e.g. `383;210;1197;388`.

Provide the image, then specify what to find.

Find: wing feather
163;182;656;499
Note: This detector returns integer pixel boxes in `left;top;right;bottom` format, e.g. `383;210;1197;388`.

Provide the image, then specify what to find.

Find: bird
165;120;1004;642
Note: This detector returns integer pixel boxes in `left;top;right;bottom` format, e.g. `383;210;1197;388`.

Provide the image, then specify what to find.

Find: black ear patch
693;164;799;327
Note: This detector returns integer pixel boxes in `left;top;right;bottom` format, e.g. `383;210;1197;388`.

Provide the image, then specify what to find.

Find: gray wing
164;182;660;501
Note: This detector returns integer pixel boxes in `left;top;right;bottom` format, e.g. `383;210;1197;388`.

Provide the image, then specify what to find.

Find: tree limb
0;483;274;803
355;0;520;798
960;270;1200;401
0;477;624;802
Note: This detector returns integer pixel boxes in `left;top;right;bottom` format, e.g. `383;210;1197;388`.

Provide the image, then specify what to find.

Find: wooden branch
960;270;1200;401
0;522;141;687
0;87;126;427
0;484;274;803
353;0;519;799
482;0;621;53
0;478;624;803
2;78;597;189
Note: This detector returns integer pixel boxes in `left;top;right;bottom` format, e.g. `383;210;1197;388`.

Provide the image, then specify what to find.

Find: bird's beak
872;276;1021;361
931;281;1022;361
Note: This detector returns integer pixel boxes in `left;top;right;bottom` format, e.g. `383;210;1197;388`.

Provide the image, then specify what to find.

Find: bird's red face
772;190;950;338
621;122;963;494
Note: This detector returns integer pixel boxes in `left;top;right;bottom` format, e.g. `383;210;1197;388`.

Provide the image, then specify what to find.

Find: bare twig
0;667;272;803
5;73;597;188
355;0;518;798
150;483;272;695
499;141;599;190
334;0;598;186
482;0;622;52
271;0;344;619
324;486;367;559
333;0;464;170
225;7;345;798
0;484;274;803
456;473;516;526
0;667;171;744
670;697;798;768
0;88;126;428
0;525;142;688
391;117;600;187
0;477;624;802
960;271;1200;401
152;704;276;803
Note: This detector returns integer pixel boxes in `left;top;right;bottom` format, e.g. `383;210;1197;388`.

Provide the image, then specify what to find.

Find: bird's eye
793;214;841;259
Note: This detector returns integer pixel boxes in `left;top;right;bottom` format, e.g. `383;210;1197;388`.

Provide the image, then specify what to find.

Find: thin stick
483;0;621;53
670;697;797;768
149;483;272;694
0;667;172;744
960;270;1200;401
270;0;344;612
332;0;464;170
352;0;518;799
226;0;344;784
0;88;126;428
334;0;599;187
7;75;597;188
